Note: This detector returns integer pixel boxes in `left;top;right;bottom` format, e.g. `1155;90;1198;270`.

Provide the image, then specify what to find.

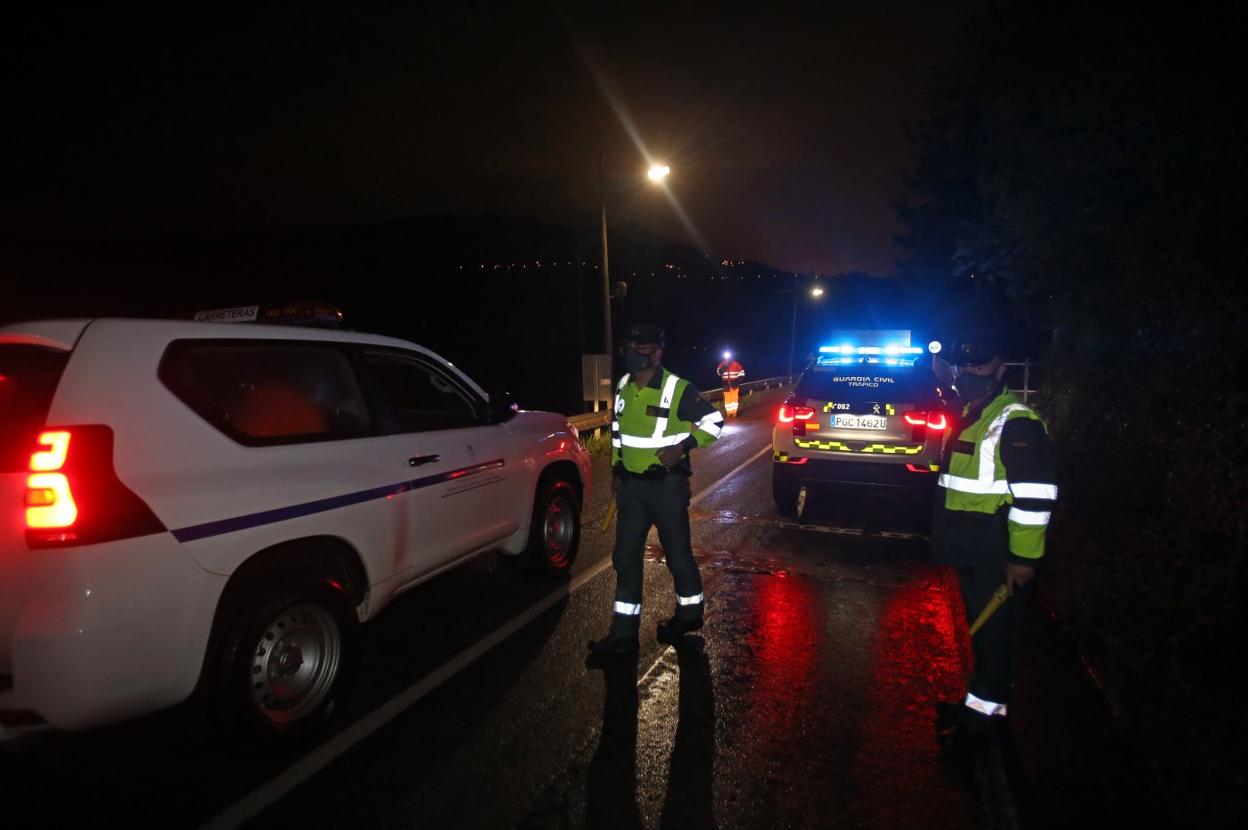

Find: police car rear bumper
773;457;938;493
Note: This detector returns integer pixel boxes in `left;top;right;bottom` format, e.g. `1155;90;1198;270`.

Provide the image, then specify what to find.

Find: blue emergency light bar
816;342;925;367
817;344;923;355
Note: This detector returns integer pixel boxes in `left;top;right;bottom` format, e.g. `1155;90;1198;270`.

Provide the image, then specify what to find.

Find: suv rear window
0;345;71;471
159;341;373;445
797;364;940;406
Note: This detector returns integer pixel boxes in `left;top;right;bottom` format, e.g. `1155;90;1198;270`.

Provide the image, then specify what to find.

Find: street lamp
597;159;671;405
787;278;825;377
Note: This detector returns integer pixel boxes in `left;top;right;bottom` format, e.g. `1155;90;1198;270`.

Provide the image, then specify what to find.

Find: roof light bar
818;344;922;355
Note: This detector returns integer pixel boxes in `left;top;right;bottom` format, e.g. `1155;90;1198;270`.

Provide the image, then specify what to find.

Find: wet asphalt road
0;404;1149;829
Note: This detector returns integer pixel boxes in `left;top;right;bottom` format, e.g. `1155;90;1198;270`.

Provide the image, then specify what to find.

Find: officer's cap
949;332;1004;366
623;323;666;348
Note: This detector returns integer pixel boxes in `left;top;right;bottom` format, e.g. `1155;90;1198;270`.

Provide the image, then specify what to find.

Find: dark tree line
896;2;1247;822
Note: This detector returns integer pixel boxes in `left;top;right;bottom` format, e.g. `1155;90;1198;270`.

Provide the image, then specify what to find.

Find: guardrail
567;375;798;433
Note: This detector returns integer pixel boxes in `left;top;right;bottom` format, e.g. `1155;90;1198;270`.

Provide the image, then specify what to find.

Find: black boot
656;615;703;644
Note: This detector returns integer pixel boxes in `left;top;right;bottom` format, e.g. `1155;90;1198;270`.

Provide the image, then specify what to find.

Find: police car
772;335;948;517
0;304;591;749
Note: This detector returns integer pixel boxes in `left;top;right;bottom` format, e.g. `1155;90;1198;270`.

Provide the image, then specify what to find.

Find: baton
602;499;617;532
967;585;1010;638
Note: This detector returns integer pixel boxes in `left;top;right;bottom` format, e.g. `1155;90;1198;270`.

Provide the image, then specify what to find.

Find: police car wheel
772;474;799;518
210;576;360;754
525;477;580;577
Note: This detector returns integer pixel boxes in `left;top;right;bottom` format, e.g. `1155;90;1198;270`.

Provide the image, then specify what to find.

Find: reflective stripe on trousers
965;691;1008;717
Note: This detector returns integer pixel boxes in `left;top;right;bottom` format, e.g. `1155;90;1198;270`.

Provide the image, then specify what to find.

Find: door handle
408;454;440;467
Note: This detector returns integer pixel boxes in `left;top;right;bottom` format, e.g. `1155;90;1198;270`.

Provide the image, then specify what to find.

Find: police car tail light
24;426;166;548
903;412;948;431
778;404;815;424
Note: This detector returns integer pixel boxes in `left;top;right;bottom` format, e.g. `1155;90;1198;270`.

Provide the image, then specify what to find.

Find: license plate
832;414;888;430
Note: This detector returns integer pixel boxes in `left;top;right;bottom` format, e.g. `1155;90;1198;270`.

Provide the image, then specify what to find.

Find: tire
207;575;360;755
772;467;799;517
524;477;581;577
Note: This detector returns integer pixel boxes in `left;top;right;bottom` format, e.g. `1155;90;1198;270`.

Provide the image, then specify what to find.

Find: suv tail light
903;411;949;431
24;426;166;548
26;431;78;530
778;403;816;424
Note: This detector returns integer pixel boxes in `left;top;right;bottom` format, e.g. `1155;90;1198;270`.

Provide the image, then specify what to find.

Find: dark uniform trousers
610;473;704;636
935;507;1033;705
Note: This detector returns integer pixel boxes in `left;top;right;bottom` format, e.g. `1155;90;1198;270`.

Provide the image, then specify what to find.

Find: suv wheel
524;477;580;577
209;575;360;754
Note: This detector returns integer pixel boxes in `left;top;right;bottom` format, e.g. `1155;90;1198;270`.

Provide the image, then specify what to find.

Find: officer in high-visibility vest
716;352;745;418
589;323;726;655
932;331;1058;747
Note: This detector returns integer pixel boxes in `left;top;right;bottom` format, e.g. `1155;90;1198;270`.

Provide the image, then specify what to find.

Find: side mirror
488;389;519;423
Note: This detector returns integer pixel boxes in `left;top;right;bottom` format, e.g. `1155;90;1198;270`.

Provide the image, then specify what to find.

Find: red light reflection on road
848;568;970;827
745;573;820;734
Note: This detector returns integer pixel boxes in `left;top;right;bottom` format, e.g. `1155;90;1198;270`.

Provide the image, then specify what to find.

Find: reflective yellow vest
610;369;712;474
938;390;1051;559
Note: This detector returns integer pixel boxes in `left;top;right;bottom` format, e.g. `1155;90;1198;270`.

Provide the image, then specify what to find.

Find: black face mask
953;371;998;401
622;348;655;374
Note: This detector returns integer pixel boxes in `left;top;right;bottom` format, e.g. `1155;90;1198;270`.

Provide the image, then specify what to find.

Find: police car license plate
832;414;888;430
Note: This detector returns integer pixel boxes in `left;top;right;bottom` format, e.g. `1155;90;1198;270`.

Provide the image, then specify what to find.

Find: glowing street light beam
810;285;825;297
647;164;671;183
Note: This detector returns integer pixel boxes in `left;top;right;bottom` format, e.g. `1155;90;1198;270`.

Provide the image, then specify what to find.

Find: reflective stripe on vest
619;432;690;448
613;369;700;473
651;373;681;438
938;403;1032;494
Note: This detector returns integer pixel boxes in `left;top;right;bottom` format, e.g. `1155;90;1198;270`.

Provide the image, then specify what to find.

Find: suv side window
359;350;483;433
159;340;373;445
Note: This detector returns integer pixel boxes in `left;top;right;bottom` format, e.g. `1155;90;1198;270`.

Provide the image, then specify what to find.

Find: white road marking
200;440;771;830
690;442;772;507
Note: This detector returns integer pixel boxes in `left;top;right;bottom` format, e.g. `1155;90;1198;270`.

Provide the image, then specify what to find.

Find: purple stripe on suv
171;459;505;543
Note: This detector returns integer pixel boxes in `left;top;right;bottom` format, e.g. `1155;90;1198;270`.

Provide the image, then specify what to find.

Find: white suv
0;313;590;750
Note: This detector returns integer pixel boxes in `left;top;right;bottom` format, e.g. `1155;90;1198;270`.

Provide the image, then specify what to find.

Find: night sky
4;2;971;276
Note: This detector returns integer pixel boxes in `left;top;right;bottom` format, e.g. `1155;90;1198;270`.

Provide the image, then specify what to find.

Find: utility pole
599;153;613;398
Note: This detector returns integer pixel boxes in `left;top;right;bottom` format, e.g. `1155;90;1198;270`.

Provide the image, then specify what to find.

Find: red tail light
904;411;949;431
24;426;165;548
779;402;816;424
26;431;78;531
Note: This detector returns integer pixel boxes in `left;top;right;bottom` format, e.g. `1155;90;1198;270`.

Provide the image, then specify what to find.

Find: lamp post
597;159;672;406
787;276;824;377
